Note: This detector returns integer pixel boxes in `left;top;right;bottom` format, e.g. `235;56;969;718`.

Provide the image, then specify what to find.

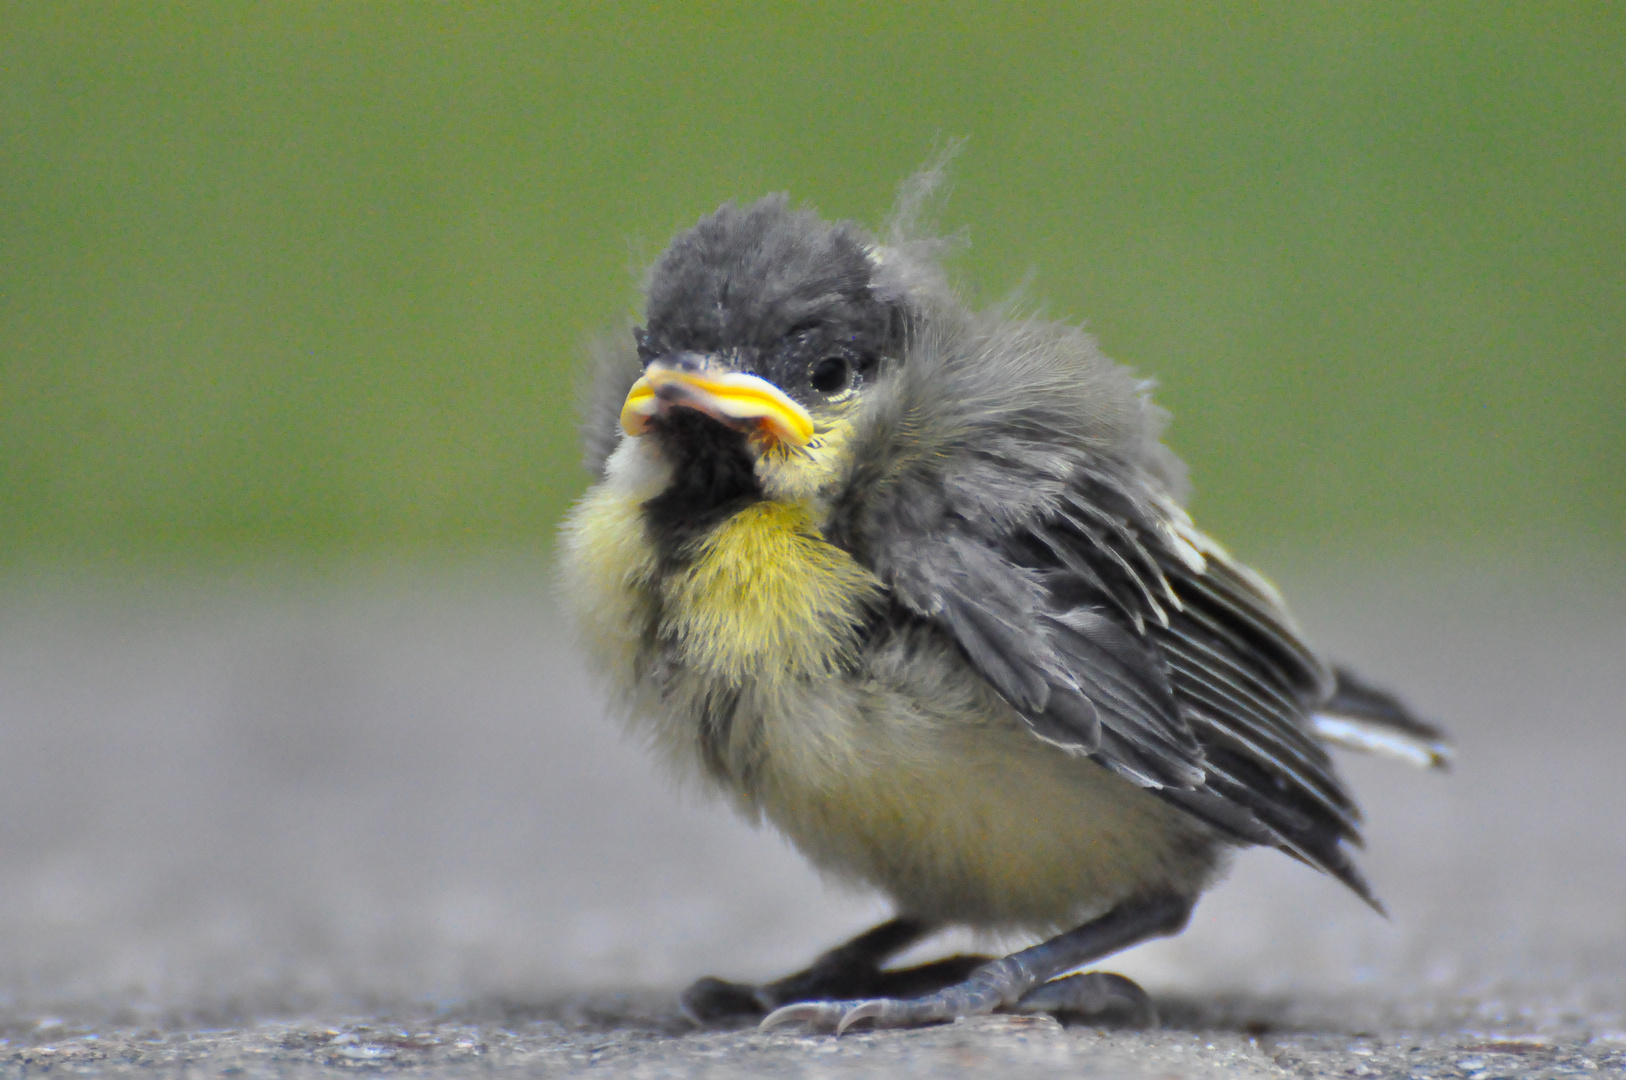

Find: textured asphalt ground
0;559;1621;1077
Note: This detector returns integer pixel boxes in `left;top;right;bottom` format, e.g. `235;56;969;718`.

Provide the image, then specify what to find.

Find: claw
755;957;1020;1034
834;1000;886;1035
759;1001;843;1032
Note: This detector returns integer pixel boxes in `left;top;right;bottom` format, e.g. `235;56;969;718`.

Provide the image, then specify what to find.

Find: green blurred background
4;3;1621;569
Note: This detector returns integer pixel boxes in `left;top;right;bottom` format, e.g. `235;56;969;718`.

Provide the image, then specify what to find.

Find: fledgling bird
559;169;1450;1033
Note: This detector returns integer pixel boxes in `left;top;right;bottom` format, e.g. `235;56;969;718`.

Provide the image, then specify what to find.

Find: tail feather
1310;666;1453;771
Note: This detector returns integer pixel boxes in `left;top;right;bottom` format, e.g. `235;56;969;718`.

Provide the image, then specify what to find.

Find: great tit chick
560;176;1451;1034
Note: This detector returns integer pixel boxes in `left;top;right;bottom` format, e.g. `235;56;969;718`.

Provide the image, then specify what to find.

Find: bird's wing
1136;492;1380;903
865;463;1381;907
823;309;1387;903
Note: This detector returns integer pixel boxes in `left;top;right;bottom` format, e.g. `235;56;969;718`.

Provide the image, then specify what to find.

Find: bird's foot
758;990;992;1035
759;965;1158;1034
682;954;990;1023
760;956;1024;1033
1013;970;1158;1026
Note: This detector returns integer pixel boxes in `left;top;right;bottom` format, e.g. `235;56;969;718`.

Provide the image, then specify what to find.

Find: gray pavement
0;559;1622;1076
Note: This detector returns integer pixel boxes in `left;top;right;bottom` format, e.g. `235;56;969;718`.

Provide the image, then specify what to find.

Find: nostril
667;352;706;373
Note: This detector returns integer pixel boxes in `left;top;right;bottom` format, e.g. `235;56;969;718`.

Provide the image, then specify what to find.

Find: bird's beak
620;362;814;447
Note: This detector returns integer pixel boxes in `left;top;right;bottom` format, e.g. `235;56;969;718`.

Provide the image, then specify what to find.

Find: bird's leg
760;893;1191;1034
681;917;991;1022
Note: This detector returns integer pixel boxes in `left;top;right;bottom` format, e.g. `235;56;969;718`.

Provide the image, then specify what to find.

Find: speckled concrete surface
1;562;1621;1076
12;1009;1626;1078
5;1002;1626;1077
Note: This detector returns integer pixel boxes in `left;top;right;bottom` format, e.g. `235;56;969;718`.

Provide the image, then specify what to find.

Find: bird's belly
756;691;1223;933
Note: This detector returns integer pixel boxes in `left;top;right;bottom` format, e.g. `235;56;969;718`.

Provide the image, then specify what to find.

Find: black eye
810;356;851;394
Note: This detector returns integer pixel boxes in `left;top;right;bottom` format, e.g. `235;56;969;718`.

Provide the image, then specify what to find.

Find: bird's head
594;184;1172;553
616;195;910;505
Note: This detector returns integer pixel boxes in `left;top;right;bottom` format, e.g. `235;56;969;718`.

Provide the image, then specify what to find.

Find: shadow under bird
560;170;1451;1033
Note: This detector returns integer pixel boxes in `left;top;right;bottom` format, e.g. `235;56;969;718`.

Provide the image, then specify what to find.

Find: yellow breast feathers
562;489;882;689
663;501;882;685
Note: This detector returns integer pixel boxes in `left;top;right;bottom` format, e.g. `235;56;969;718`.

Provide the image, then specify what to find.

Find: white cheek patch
604;436;673;500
